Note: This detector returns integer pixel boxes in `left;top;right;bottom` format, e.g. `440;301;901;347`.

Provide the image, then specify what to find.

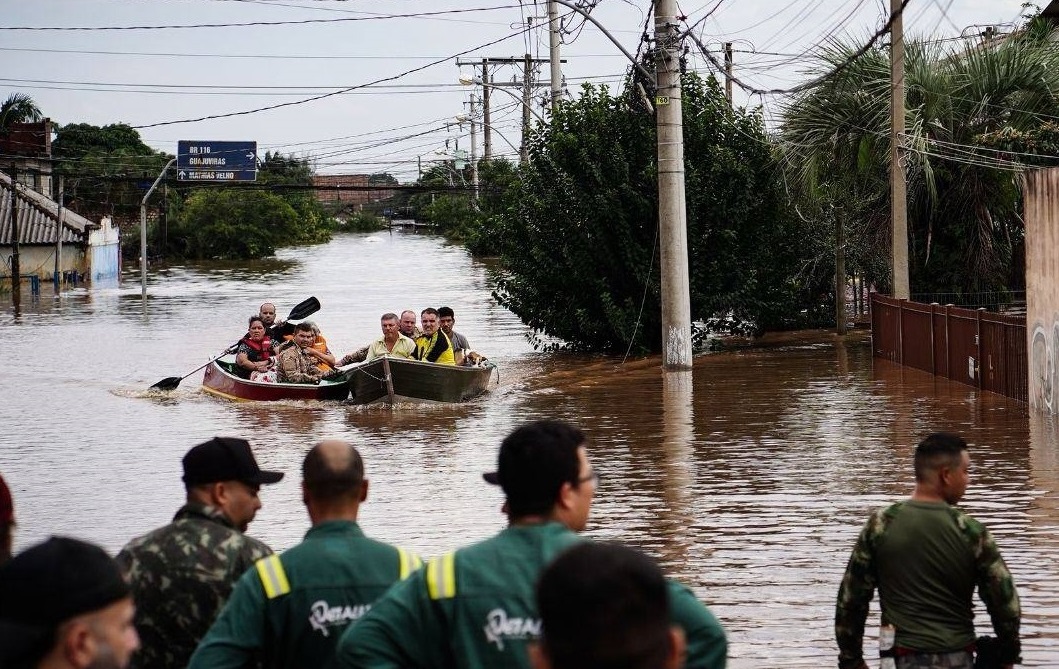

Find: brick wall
312;174;397;208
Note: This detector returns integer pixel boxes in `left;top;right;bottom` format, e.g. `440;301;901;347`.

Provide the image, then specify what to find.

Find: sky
1;0;1032;181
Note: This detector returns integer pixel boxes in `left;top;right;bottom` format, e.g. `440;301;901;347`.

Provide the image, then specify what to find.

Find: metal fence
871;294;1028;403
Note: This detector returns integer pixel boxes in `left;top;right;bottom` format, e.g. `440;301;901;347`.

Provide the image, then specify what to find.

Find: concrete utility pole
654;0;692;370
890;0;910;298
482;59;492;160
835;210;847;335
55;175;64;291
724;42;733;105
548;0;562;113
521;53;533;165
8;168;20;307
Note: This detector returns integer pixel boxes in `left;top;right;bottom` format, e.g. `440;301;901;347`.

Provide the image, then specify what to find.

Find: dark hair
438;306;455;319
381;312;399;322
537;542;671;669
302;442;365;502
914;432;968;482
248;315;264;328
294;322;314;334
493;420;584;517
421;307;439;318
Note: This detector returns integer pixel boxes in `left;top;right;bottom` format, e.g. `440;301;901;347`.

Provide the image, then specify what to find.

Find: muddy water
1;231;1056;666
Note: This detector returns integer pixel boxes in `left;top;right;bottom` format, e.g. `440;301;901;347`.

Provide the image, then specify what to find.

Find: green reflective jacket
333;521;727;669
189;520;420;669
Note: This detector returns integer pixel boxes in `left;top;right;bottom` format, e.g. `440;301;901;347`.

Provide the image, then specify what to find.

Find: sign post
176;141;258;182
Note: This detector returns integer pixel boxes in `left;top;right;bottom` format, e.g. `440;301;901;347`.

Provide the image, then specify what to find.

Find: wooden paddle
149;296;321;391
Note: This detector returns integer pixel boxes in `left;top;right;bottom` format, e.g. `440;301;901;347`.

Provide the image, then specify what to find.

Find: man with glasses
117;437;283;669
333;420;727;669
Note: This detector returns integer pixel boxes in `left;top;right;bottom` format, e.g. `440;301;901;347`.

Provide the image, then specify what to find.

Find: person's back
190;440;421;669
117;437;283;669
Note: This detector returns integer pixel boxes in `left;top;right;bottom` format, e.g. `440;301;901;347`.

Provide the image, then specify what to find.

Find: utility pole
140;157;176;300
835;210;847;335
654;0;692;370
548;0;562;113
890;0;910;298
8;167;20;308
724;42;733;105
521;53;533;165
55;175;64;291
470;97;479;200
482;59;492;160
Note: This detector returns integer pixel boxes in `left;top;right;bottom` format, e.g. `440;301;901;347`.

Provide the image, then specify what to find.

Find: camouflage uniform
116;501;273;669
835;501;1020;669
277;344;324;383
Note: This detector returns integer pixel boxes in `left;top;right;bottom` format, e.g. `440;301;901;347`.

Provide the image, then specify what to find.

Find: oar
149;296;321;391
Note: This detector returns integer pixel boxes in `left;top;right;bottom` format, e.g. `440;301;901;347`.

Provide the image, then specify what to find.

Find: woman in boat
235;315;273;379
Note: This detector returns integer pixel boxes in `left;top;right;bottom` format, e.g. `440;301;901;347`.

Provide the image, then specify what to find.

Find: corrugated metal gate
871;294;1027;403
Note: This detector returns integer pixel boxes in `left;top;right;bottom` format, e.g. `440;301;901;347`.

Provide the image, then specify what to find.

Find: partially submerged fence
871;294;1028;403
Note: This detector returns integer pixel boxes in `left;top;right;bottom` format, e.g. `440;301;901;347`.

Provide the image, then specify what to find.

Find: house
0;170;119;285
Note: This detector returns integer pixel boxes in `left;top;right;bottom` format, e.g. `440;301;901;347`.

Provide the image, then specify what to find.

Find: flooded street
1;231;1057;666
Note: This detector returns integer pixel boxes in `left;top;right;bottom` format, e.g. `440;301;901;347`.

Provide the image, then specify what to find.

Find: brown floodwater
1;231;1056;667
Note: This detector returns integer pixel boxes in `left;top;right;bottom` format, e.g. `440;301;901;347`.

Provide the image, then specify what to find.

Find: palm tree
0;92;43;133
779;20;1059;295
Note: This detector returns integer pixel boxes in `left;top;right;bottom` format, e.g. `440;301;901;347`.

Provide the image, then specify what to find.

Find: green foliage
170;189;300;259
257;151;333;245
52;123;172;224
492;75;814;354
335;211;388;232
0;92;42;131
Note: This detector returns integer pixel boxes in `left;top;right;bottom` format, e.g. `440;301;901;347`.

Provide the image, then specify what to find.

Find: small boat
201;358;353;402
345;355;497;405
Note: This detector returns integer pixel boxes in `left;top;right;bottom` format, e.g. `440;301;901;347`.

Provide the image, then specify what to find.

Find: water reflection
1;232;1058;666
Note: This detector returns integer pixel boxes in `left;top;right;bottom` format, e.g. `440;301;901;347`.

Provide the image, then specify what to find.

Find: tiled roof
0;171;94;245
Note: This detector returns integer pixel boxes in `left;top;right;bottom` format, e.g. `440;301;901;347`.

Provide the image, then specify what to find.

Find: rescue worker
117;437;283;669
532;542;686;669
333;419;728;669
0;536;141;669
413;307;455;365
188;440;422;669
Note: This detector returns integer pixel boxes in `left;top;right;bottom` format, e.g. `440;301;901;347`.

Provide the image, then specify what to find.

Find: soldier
0;536;140;669
333;419;727;669
835;432;1021;669
532;542;685;669
117;437;283;669
189;439;421;669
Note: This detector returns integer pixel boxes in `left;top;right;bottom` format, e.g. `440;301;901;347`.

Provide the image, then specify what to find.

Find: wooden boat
201;358;353;402
346;355;497;405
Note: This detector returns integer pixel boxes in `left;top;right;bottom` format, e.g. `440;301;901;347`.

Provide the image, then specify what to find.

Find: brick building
312;174;398;209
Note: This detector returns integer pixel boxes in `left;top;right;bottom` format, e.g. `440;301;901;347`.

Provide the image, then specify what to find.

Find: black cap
182;437;284;487
483;420;585;516
0;536;130;627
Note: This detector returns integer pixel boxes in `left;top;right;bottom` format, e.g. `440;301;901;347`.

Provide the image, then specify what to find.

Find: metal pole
890;0;910;298
724;42;733;105
470;99;479;201
9;167;20;307
55;176;63;291
521;53;532;165
548;0;562;113
655;0;692;370
835;209;847;335
482;59;492;160
140;157;176;299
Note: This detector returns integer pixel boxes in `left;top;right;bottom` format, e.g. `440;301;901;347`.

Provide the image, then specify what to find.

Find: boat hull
348;356;496;404
202;359;351;402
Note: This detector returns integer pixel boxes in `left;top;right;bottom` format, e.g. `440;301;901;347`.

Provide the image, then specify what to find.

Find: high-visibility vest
425;552;457;600
254;547;422;600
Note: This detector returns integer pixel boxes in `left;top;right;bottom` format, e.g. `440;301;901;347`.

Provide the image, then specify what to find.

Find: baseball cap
483;420;585;514
0;475;12;526
182;437;284;487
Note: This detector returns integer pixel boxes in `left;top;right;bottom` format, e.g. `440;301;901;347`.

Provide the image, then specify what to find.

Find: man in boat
277;323;327;384
437;306;471;366
532;542;687;669
117;437;282;669
0;536;140;669
399;310;421;340
332;420;727;669
413;308;455;365
189;440;421;669
0;474;13;565
363;312;416;361
835;432;1021;669
259;303;284;349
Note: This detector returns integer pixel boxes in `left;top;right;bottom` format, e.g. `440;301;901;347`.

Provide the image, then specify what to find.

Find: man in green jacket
333;420;727;669
188;440;422;669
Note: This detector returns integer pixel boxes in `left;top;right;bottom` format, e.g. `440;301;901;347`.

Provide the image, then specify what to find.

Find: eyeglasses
576;469;599;485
